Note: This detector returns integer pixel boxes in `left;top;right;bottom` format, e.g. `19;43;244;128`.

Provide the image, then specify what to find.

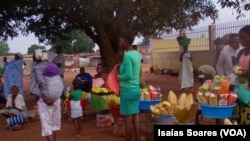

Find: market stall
91;86;113;127
197;76;237;120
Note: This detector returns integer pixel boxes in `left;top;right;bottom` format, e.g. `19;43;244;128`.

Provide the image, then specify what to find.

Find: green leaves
27;45;46;54
217;0;250;19
50;30;95;54
0;0;219;41
0;42;10;55
0;0;224;68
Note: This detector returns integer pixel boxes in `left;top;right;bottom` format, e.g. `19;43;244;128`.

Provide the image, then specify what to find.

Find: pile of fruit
150;91;197;123
105;95;120;108
141;85;162;101
92;86;112;94
150;91;193;116
234;66;243;76
233;66;249;87
197;76;238;106
65;90;88;101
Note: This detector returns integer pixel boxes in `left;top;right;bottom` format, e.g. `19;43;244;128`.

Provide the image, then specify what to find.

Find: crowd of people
179;25;249;88
0;30;142;141
1;25;250;140
179;25;250;125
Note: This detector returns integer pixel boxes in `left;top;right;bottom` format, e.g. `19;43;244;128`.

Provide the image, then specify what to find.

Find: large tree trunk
83;23;125;72
98;41;119;72
96;33;121;72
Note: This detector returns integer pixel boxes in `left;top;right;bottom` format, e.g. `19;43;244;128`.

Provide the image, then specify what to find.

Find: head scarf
11;84;20;91
198;65;216;77
16;52;23;59
43;63;59;76
35;49;48;61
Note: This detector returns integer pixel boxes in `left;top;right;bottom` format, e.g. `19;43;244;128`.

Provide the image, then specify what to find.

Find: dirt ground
0;64;200;141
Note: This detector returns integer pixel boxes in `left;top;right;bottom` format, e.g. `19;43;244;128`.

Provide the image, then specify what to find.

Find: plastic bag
105;65;120;95
238;84;250;104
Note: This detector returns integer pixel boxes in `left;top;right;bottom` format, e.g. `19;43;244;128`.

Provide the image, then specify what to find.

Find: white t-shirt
53;53;65;76
6;94;26;110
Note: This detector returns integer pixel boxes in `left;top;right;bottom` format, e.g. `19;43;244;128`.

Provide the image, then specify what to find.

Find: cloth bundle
43;63;59;76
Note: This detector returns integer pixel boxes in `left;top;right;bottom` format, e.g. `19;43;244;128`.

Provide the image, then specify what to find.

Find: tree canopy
50;30;95;54
0;0;218;69
218;0;250;13
27;44;46;54
0;42;10;55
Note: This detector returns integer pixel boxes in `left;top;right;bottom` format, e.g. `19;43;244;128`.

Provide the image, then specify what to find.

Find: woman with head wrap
1;85;28;130
4;52;24;99
33;49;64;141
198;65;216;85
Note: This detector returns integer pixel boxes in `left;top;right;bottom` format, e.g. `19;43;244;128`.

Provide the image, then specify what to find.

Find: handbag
105;65;120;95
237;84;250;104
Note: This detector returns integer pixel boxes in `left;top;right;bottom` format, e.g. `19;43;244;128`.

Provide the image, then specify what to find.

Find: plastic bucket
96;112;112;127
139;100;160;110
199;103;236;119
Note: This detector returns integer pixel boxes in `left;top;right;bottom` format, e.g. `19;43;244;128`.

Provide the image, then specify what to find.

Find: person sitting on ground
2;85;27;119
93;63;107;87
198;65;216;85
1;85;27;131
73;67;93;92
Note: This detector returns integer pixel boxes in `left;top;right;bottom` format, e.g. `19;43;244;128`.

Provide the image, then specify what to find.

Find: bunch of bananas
65;91;71;101
65;91;89;101
106;95;120;108
92;86;111;94
82;92;88;100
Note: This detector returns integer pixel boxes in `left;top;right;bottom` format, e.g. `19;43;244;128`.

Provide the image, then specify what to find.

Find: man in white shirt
216;34;240;76
53;46;65;78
